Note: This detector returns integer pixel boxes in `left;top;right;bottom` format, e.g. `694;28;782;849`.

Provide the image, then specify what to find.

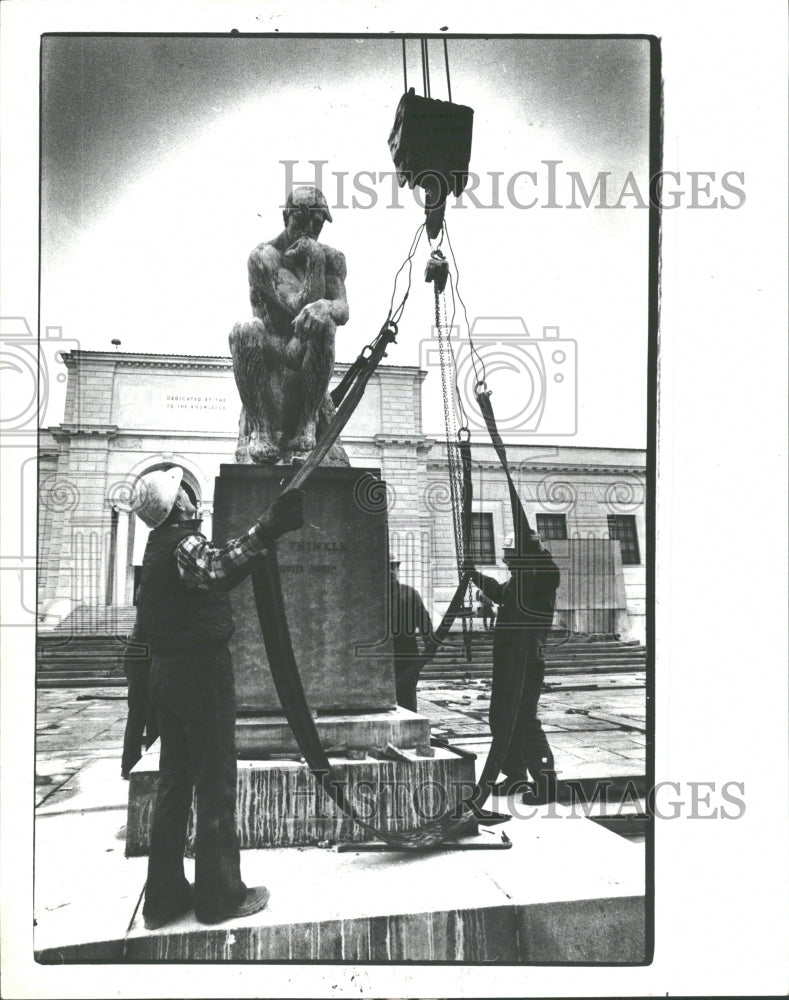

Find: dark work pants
143;645;246;924
489;631;554;779
393;635;420;712
121;654;158;777
394;661;418;712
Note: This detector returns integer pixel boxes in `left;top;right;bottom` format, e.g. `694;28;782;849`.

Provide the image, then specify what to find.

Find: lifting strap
475;387;540;558
286;321;398;493
390;389;544;815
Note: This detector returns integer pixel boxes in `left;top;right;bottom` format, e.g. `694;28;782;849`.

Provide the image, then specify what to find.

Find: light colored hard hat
131;467;183;528
502;531;543;560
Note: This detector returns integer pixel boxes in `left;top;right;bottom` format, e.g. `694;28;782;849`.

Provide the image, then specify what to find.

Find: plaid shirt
174;521;270;592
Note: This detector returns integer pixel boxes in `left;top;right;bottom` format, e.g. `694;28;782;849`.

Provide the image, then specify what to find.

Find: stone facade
38;351;647;642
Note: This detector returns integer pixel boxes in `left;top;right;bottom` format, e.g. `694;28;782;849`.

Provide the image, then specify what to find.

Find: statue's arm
248;244;305;318
322;249;349;327
291;247;349;337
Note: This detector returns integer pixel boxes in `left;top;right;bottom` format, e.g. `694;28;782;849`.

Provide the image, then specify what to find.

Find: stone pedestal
212;464;395;725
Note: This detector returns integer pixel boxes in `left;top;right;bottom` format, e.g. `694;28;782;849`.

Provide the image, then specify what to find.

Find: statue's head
283;185;333;241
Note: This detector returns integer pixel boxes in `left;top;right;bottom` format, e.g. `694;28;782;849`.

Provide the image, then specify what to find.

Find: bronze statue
230;185;350;465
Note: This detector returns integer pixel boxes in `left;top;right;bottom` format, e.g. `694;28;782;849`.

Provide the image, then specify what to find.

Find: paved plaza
35;676;646;812
32;675;647;961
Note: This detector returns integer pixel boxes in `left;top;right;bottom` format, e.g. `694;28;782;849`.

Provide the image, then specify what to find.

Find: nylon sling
391;389;548;813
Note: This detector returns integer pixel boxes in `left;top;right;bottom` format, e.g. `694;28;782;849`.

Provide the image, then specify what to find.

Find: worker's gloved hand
258;489;304;540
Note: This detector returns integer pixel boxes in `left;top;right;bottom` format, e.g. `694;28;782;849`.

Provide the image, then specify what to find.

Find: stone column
113;507;130;606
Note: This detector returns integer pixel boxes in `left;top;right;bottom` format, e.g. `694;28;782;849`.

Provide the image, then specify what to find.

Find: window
468;512;496;564
535;513;568;540
607;514;640;565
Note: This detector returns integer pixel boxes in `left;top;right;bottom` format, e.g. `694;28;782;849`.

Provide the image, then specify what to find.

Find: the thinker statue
230;185;350;465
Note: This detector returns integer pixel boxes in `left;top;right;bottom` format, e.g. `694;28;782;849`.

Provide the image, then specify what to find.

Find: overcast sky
41;35;651;446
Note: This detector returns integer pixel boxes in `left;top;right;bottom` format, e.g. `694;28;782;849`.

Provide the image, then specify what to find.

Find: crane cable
402;36;453;102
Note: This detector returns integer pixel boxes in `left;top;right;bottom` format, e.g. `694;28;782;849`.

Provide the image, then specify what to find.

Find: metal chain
436;286;459;554
436;280;470;655
440;289;474;652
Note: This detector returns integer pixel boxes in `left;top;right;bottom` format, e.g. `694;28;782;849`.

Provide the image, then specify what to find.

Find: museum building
38;350;647;642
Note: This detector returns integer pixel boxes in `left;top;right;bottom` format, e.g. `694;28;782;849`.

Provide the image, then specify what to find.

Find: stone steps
424;637;647;679
429;651;647;668
37;632;138;687
37;676;128;689
53;604;137;634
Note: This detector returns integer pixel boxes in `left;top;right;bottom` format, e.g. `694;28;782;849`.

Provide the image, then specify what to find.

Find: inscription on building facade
166;394;227;411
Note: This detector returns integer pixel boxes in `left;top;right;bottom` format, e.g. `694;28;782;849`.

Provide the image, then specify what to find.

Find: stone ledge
235;706;430;756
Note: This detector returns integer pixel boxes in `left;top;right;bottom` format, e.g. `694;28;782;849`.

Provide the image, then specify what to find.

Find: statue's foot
283;433;316;453
278;446;308;467
248;436;281;465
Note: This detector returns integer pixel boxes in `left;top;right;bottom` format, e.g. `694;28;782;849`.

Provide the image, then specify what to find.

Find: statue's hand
283;237;320;264
292;299;331;338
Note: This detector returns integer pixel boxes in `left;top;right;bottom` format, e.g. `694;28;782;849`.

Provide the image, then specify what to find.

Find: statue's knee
229;318;265;353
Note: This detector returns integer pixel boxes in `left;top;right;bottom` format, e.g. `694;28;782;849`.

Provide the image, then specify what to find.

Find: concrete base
36;796;646;963
126;744;476;854
234;706;430;757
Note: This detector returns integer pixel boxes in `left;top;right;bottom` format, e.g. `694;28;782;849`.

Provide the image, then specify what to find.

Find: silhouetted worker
132;466;303;929
389;560;435;712
120;594;157;780
466;533;561;803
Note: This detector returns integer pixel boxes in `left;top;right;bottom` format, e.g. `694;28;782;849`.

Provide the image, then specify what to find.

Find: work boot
523;755;558;805
530;770;558;805
197;886;270;925
496;772;531;797
142;883;195;930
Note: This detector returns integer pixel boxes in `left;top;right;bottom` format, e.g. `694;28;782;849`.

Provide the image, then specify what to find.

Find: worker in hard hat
465;532;561;804
131;466;303;929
